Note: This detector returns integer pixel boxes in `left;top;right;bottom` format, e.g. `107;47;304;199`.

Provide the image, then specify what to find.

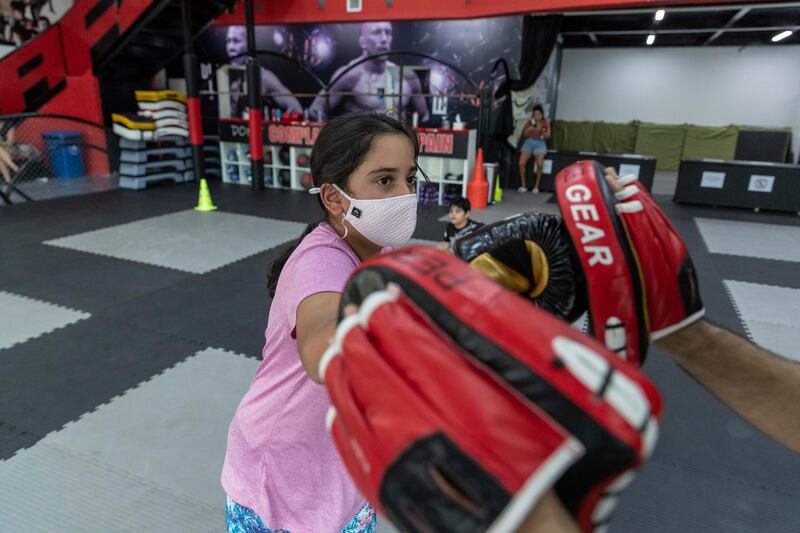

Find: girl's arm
515;491;580;533
296;292;342;383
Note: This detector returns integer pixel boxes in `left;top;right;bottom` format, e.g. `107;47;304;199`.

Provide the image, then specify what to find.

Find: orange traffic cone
467;148;488;209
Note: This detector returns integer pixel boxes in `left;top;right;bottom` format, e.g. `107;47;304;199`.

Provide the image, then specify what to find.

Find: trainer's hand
604;167;624;193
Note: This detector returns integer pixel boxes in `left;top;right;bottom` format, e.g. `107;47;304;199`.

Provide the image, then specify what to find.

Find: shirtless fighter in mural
225;25;303;117
309;22;430;121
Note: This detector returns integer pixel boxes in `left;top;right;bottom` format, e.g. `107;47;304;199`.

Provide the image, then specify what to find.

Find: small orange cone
467;148;488;209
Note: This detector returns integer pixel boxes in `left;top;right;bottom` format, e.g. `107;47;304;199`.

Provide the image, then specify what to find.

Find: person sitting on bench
0;122;19;185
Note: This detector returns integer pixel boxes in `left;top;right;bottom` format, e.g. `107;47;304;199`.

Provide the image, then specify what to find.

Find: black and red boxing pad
453;213;585;322
611;175;704;339
322;246;662;533
555;161;648;366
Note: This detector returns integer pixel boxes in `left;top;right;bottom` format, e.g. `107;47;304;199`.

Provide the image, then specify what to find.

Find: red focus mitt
610;172;705;339
321;246;662;533
556;161;704;357
555;161;650;365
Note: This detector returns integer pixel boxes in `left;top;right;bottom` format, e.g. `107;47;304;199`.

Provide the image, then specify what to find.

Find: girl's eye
377;176;391;186
406;175;417;185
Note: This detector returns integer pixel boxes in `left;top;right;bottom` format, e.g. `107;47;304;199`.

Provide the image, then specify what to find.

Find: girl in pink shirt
222;113;422;533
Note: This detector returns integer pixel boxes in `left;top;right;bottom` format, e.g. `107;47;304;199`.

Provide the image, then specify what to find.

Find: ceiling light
655;9;665;21
771;30;792;42
646;34;656;45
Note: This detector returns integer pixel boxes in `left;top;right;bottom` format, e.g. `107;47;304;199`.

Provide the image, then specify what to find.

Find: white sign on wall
543;159;553;174
748;174;775;193
700;171;726;189
618;163;641;180
432;96;448;116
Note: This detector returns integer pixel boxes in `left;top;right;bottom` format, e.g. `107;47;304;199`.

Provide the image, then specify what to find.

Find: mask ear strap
333;184;352;239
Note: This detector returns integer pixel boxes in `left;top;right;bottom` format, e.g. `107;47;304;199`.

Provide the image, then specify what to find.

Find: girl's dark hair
533;104;544;115
267;112;421;297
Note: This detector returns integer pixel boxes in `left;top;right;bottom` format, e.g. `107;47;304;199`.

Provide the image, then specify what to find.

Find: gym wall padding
591;121;638;154
548;120;791;170
551;121;595;152
681;125;739;163
634;123;687;171
550;120;569;151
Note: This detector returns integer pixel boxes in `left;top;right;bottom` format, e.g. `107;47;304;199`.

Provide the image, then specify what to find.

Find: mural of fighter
226;25;303;117
309;22;430;121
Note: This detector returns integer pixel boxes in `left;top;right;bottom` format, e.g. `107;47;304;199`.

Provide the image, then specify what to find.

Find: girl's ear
320;183;348;218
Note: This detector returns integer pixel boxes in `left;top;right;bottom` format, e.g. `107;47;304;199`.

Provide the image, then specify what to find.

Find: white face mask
311;183;417;248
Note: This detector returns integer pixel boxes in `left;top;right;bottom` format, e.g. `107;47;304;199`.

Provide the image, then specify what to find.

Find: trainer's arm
657;319;800;453
296;292;341;383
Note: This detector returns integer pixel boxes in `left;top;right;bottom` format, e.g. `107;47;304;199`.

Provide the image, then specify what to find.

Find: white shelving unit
417;155;470;205
222;143;314;191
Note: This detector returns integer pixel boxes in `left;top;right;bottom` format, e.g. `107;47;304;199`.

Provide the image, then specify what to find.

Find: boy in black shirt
438;197;484;252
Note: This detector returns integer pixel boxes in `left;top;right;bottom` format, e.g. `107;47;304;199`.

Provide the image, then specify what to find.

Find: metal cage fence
0;113;117;204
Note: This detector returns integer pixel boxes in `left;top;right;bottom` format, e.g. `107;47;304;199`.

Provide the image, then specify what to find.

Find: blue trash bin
43;131;85;179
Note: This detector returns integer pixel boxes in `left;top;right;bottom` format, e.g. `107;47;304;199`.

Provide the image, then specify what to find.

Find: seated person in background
438;196;484;252
518;104;550;193
0;122;19;184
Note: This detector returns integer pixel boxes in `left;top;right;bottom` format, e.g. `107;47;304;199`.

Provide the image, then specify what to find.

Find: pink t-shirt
221;223;366;533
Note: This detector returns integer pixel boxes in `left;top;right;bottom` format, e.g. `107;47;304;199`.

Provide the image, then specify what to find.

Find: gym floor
1;181;798;532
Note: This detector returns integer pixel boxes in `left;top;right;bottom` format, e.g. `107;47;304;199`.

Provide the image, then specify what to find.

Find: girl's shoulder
288;223;358;267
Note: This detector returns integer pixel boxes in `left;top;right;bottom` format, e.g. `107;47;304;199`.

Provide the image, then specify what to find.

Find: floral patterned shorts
226;497;376;533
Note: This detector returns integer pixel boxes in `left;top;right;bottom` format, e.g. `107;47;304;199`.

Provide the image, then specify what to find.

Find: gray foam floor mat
724;280;800;362
0;316;204;438
45;210;306;274
0;442;222;533
0;291;90;350
39;347;257;510
695;217;800;262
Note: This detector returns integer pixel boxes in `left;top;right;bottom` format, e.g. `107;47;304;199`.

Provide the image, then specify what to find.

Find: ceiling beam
704;7;751;45
562;25;799;36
